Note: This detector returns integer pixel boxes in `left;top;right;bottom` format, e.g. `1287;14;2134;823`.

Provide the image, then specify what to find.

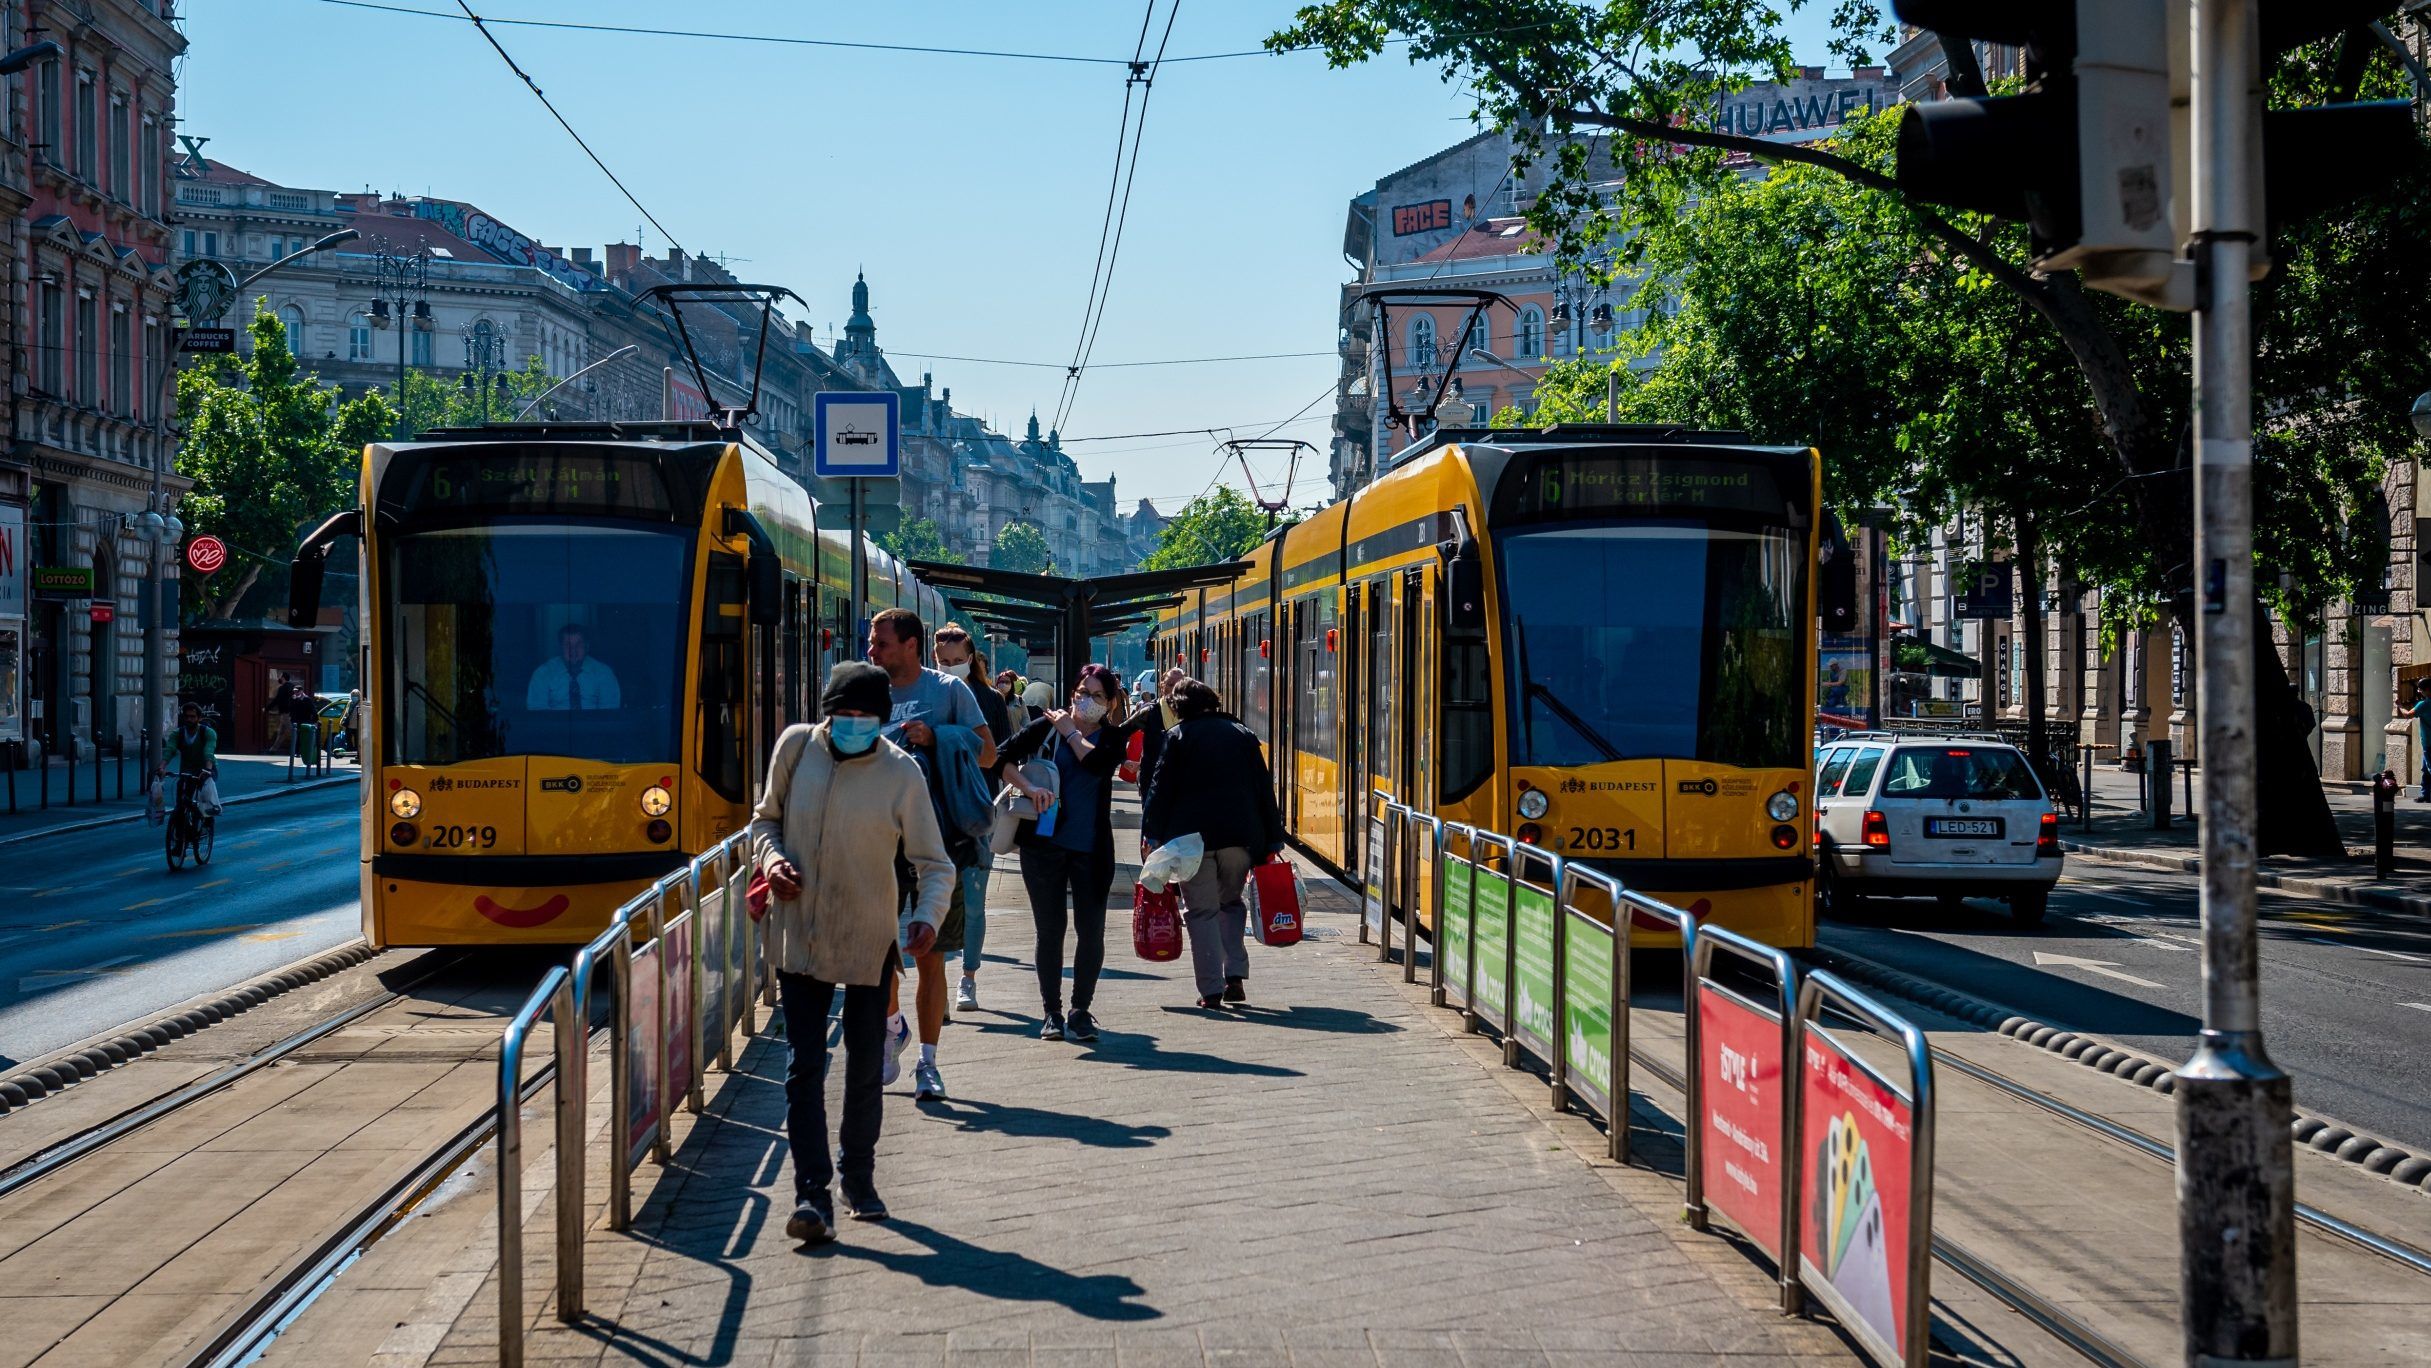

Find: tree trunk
2018;513;2048;765
2246;598;2345;858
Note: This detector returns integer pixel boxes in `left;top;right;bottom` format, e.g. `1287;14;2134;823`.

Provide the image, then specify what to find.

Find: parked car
1813;732;2063;925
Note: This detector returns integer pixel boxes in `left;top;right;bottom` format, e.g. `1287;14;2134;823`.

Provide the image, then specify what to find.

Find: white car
1813;733;2063;925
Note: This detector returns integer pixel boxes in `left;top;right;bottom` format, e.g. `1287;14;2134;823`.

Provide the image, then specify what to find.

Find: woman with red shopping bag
1141;678;1286;1008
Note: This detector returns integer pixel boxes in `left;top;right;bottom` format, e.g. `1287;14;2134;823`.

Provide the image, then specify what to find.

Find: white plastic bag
1139;832;1204;892
146;776;165;825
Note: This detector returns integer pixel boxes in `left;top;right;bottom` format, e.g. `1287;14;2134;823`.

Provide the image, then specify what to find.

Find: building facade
7;0;184;762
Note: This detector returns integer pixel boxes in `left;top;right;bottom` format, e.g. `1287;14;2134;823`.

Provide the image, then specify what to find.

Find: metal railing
495;831;769;1367
1364;790;1937;1368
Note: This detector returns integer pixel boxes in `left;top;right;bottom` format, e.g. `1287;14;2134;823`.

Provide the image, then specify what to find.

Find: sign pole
849;478;868;643
2177;1;2297;1362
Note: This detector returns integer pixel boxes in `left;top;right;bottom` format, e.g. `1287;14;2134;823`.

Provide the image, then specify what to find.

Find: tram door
1341;584;1365;876
1277;599;1300;831
1361;575;1398;901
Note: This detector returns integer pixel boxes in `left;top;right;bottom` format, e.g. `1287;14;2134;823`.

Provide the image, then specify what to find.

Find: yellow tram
291;421;948;947
1152;424;1836;949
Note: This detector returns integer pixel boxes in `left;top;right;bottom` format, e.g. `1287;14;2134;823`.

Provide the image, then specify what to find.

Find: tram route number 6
427;824;499;850
1567;826;1635;851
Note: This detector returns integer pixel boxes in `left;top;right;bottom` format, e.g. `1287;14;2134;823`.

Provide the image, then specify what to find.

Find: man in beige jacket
751;661;955;1245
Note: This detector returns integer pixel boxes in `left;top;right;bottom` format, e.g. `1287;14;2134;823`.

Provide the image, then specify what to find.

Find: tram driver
526;622;623;711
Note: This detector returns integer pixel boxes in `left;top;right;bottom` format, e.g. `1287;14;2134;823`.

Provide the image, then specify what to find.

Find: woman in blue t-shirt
998;662;1133;1043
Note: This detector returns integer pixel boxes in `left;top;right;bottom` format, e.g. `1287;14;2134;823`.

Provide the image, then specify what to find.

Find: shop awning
1892;633;1981;679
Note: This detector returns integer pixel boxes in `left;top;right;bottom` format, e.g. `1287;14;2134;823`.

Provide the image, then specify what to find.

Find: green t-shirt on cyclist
171;721;217;774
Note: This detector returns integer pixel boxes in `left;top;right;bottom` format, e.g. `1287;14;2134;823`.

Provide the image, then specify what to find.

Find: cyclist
162;703;222;817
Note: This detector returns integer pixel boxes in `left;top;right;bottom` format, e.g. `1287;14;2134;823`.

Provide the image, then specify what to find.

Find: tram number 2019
1566;826;1636;851
427;825;498;850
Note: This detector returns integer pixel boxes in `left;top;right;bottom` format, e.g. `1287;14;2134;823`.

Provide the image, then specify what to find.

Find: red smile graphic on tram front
474;893;570;928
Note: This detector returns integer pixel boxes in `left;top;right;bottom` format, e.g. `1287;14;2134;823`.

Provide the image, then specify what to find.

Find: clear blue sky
179;1;1846;511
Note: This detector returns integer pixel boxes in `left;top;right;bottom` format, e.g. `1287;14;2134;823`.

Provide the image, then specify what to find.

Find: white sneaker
913;1060;946;1100
881;1012;910;1086
955;976;978;1012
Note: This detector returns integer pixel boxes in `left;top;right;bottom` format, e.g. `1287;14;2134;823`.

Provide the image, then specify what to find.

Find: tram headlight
639;784;673;817
1516;787;1549;821
1765;790;1799;822
389;787;423;819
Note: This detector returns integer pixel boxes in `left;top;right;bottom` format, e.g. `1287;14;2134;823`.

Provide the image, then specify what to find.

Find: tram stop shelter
906;559;1250;686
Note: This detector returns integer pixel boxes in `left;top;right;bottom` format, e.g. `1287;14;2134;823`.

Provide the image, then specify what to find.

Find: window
142;319;158;416
38;282;61;392
37;61;58;166
141;116;158;215
73;71;93;180
110;308;129;414
75;295;96;402
1817;747;1855;795
108;93;127;199
1463;312;1488;356
1840;748;1886;798
348;315;373;361
180;229;196;258
1410;314;1436;368
1880;747;2042;800
202;231;218;257
1516;306;1544;359
410;328;433;366
280;305;307;356
1469;403;1490;425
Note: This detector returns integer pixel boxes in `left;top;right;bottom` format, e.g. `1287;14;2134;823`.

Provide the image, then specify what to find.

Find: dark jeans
776;959;891;1202
1020;840;1114;1014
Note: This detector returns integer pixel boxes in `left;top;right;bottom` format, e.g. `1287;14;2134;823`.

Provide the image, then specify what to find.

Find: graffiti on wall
414;200;600;292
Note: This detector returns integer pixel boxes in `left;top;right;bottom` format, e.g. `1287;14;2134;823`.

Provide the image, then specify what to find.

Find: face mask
1072;697;1106;724
830;716;882;755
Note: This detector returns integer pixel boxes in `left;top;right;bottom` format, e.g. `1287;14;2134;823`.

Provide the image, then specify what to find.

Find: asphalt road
1821;859;2431;1154
0;785;362;1070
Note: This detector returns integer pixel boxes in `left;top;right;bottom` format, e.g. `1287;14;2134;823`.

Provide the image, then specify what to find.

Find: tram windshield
1501;523;1805;770
383;523;689;766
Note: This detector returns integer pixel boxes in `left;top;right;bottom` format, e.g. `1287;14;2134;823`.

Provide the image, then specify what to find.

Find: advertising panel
1439;855;1473;1007
1559;912;1614;1117
1362;815;1387;938
1469;863;1511;1027
1697;981;1789;1258
1511;880;1557;1058
699;884;729;1052
625;940;663;1173
0;504;21;746
666;917;695;1104
1798;1022;1917;1365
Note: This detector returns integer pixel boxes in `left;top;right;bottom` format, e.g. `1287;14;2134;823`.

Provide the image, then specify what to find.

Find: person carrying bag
1141;678;1286;1008
997;663;1134;1043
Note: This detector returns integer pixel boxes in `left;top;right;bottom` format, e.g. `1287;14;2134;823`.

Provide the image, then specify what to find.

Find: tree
881;517;964;566
387;354;559;436
1280;3;2431;855
1141;486;1276;571
991;521;1056;575
175;307;395;620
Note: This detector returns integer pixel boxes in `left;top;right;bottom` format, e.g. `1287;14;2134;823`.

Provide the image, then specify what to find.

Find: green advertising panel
1561;912;1616;1119
1440;855;1473;1007
1471;865;1511;1026
1512;882;1557;1058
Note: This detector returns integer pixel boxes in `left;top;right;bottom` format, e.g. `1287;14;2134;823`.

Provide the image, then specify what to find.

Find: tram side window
698;552;748;801
1370;583;1396;784
1441;635;1493;803
1242;612;1271;745
779;573;802;728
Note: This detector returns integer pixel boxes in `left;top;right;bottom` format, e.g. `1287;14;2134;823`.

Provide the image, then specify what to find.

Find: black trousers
1020;840;1114;1014
776;956;891;1202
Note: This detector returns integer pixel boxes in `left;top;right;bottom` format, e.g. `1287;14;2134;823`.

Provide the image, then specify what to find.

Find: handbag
1132;881;1183;961
989;759;1061;855
1119;727;1145;784
1249;856;1304;947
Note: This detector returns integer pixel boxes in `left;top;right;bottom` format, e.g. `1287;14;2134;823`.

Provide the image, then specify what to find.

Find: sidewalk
0;751;357;849
285;812;1862;1367
2060;761;2431;914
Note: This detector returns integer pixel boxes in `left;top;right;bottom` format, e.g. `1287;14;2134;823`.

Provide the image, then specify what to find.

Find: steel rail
0;949;460;1202
186;1019;587;1368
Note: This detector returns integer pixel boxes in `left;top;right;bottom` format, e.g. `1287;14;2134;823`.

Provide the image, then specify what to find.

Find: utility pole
2177;0;2297;1359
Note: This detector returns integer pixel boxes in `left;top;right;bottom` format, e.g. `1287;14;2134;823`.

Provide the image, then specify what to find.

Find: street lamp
368;237;434;439
460;319;509;424
2410;390;2431;442
514;343;639;421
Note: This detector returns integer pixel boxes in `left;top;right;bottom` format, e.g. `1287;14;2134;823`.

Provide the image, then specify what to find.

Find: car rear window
1840;747;1885;797
1817;747;1855;794
1881;746;2043;800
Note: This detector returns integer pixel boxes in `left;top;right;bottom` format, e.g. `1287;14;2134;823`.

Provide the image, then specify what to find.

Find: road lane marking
2031;951;2169;990
121;897;168;911
2404;1003;2431;1014
242;931;304;943
18;954;140;990
195;878;231;890
150;924;264;940
2302;935;2424;963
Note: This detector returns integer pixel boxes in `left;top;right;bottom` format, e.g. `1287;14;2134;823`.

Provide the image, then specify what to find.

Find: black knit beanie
822;660;893;719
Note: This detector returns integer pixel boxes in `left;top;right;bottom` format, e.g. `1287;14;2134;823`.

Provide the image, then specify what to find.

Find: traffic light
1892;2;2419;310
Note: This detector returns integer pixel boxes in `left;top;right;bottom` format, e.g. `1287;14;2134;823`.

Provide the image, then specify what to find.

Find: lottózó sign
32;566;94;598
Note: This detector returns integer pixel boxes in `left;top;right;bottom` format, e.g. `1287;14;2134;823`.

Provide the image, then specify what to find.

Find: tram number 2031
1566;826;1636;852
427;824;499;850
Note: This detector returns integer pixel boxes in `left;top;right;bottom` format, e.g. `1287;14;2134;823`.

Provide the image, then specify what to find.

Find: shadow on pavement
912;1095;1173;1148
1074;1026;1304;1078
816;1217;1161;1321
1169;1002;1404;1034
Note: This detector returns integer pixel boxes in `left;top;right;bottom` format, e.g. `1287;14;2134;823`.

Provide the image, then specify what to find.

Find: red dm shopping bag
1250;857;1304;947
1119;727;1145;784
1133;882;1184;961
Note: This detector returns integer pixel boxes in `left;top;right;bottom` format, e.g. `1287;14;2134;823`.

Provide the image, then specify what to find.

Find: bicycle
2031;751;2084;823
165;769;216;871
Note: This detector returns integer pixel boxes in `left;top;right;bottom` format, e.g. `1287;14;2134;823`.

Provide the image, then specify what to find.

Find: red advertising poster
1798;1023;1915;1364
1696;981;1786;1258
667;916;695;1105
625;940;662;1173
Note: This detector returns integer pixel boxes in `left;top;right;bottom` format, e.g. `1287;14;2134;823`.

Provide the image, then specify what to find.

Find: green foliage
1142;486;1277;571
383;355;559;436
880;517;964;566
991;520;1056;575
175;306;395;620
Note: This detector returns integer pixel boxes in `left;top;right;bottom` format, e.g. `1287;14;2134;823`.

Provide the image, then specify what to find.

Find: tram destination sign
392;449;675;517
1505;451;1805;520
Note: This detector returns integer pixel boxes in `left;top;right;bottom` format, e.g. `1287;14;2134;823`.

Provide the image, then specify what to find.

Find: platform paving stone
417;841;1861;1368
